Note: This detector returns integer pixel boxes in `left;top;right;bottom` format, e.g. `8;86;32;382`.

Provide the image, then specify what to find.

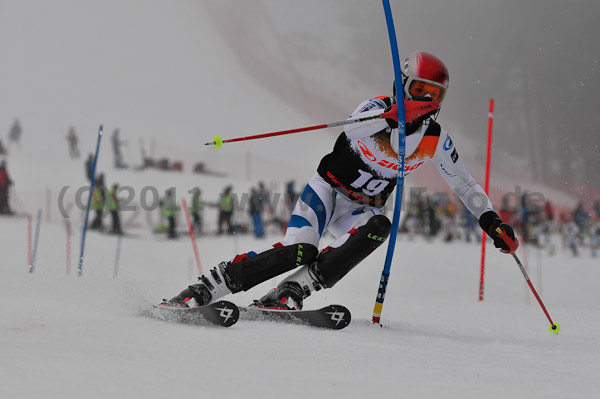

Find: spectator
107;183;123;235
249;187;265;238
8;119;22;149
111;128;127;169
89;174;106;230
0;160;13;214
189;188;204;235
162;189;178;239
85;154;94;181
218;186;234;235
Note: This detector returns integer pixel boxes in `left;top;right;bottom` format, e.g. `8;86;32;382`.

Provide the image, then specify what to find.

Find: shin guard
315;215;391;288
225;243;318;292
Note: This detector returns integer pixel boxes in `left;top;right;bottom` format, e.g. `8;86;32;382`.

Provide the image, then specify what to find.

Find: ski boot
252;262;323;310
159;262;232;308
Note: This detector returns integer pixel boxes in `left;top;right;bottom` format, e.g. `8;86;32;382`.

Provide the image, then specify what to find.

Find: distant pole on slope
66;220;72;275
29;209;42;273
479;99;494;301
182;199;203;276
113;234;123;279
27;213;32;266
78;125;103;277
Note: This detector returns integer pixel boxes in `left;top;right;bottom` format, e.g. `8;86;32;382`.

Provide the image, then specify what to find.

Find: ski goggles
404;77;447;102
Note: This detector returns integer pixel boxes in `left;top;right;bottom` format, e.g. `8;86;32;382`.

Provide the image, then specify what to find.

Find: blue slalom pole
29;209;42;273
78;125;103;277
372;0;407;324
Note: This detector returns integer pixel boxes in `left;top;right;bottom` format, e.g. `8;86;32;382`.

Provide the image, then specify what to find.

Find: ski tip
549;323;560;334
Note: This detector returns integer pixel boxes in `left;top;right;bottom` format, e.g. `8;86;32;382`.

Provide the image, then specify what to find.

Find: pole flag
478;99;494;301
372;0;407;325
78;125;103;277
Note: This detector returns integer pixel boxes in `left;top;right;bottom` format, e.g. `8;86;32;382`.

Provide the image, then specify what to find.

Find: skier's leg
163;175;335;309
314;213;391;288
162;243;319;307
257;191;390;309
255;212;390;309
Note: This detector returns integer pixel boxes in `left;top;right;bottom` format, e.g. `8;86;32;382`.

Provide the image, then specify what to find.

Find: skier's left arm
433;130;519;254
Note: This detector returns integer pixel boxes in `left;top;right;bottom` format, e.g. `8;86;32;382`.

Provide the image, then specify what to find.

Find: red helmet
401;51;449;103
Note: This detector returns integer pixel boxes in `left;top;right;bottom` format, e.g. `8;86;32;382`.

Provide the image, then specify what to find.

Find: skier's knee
315;215;391;288
282;226;320;248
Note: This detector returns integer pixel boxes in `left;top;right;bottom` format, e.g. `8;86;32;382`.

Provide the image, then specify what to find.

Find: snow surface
2;171;599;399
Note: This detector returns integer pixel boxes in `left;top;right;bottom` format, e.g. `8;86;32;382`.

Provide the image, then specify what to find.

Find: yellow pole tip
549;323;561;334
213;136;223;149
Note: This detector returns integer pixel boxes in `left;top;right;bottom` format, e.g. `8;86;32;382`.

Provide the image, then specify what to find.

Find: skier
66;127;80;159
161;51;519;310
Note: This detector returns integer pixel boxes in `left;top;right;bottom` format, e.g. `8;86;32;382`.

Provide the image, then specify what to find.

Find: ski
238;304;351;330
151;300;239;327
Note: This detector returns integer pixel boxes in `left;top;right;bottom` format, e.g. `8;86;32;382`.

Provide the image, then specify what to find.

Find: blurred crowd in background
399;190;600;258
2;118;599;259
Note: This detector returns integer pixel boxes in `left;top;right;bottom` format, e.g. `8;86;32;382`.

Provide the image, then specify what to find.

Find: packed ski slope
1;170;599;399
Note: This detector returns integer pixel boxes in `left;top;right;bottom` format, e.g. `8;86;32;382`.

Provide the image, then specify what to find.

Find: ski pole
512;253;560;334
205;101;438;149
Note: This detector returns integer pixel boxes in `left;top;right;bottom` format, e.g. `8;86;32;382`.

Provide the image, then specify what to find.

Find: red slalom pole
182;199;203;276
512;253;560;334
479;99;494;301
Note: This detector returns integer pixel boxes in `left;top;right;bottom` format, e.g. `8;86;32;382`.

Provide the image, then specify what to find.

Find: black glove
383;104;398;129
478;211;519;254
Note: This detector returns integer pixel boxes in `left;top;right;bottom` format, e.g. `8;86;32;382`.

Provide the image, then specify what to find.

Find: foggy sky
1;0;599;191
